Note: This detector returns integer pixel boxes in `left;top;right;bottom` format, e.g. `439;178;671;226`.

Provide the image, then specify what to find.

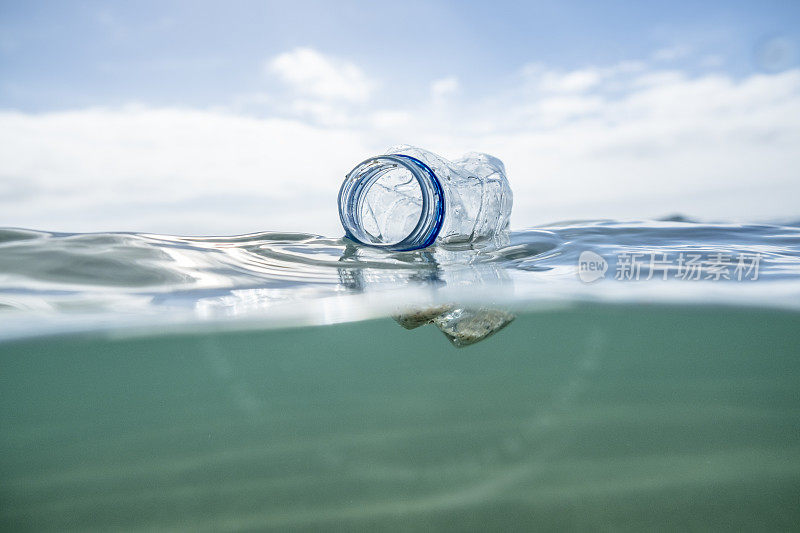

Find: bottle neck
338;154;445;251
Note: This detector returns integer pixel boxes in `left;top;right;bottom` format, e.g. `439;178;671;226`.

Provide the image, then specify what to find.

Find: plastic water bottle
338;145;513;251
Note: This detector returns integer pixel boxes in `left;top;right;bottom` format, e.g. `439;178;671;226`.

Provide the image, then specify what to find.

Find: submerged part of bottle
393;304;516;347
338;146;513;251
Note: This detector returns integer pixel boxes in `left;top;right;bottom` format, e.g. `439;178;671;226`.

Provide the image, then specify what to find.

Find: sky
1;0;799;236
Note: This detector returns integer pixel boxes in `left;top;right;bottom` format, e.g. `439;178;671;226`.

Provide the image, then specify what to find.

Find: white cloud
523;65;602;93
268;47;374;103
1;51;799;237
431;76;460;99
369;110;411;129
0;106;371;235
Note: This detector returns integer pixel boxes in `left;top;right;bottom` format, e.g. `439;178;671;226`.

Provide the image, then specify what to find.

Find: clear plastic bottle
338;145;513;251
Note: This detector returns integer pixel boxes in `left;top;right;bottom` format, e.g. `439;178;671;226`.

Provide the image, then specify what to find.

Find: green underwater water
1;303;799;531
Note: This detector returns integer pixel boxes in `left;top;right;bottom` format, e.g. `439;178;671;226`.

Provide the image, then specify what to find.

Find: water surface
1;220;800;531
1;219;799;339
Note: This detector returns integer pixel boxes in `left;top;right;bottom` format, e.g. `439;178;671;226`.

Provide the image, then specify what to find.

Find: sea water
1;220;800;531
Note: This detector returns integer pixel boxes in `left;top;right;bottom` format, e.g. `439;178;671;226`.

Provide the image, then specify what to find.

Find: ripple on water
0;220;799;338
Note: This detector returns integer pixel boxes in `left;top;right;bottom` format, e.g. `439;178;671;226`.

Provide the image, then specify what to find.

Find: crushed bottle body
338;145;513;251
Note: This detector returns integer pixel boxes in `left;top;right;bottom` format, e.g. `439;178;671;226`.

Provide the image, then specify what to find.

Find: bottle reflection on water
338;145;513;251
337;241;515;347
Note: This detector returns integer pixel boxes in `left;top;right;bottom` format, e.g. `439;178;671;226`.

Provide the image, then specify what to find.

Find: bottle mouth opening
338;154;445;251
